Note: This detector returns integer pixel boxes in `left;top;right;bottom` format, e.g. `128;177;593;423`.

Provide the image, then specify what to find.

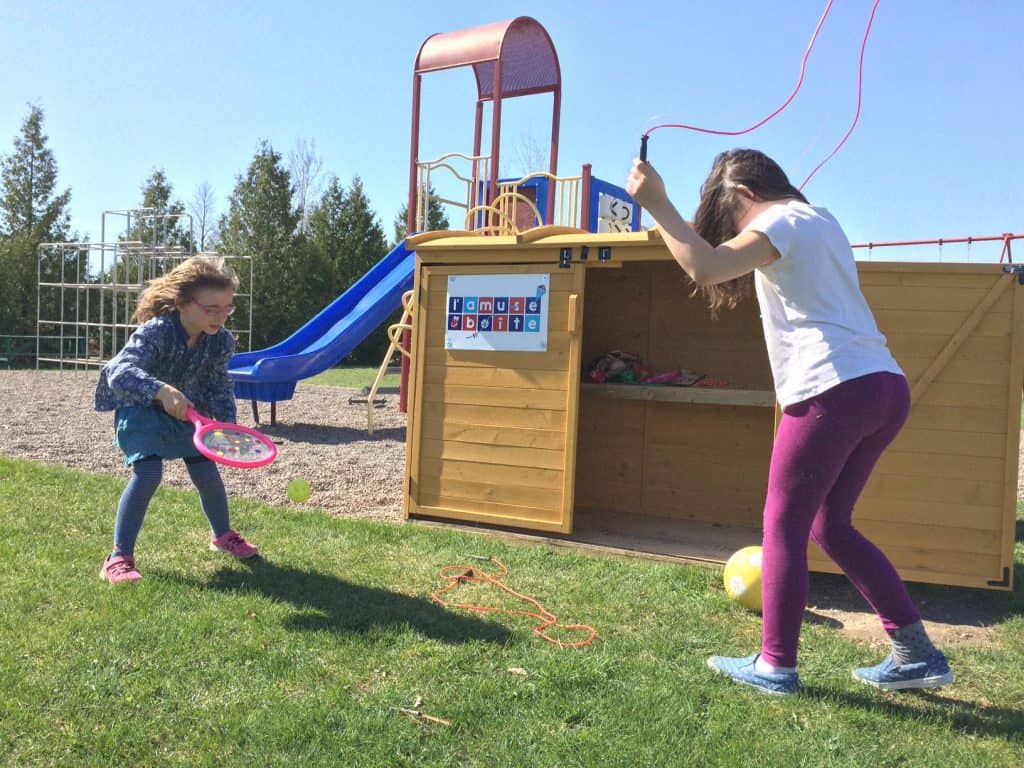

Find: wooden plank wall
807;268;1017;586
576;262;774;527
412;267;578;531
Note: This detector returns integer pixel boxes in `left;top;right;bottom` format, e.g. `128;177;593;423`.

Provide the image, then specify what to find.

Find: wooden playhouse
401;228;1024;591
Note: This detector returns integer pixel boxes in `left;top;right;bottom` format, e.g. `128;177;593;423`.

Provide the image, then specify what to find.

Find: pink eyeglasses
193;301;236;316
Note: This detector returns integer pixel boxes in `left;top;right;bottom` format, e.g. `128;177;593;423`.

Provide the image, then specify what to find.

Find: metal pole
547;87;561;226
35;245;42;369
408;73;422;235
58;243;65;370
489;60;504;207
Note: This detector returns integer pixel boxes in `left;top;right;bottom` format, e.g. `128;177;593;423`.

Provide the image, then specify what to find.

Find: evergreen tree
0;105;72;337
308;176;382;290
392;185;449;245
0;105;71;240
123;169;190;247
0;232;39;338
306;177;347;283
218;141;306;349
308;175;391;363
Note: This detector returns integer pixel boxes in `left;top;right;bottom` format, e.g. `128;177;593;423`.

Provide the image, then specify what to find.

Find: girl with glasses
95;256;259;584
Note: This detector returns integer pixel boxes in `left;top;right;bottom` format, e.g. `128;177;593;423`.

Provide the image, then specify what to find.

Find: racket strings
200;428;272;461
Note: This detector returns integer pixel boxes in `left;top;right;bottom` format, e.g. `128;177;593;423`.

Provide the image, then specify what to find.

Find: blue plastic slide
229;240;415;404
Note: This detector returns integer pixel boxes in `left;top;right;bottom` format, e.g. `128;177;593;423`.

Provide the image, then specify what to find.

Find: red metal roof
414;16;560;100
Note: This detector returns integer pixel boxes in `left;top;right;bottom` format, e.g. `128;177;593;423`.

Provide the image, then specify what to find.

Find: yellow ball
723;545;763;611
287;478;311;503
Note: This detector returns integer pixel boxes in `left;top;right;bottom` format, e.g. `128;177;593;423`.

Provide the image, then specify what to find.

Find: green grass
2;457;1023;767
308;365;401;390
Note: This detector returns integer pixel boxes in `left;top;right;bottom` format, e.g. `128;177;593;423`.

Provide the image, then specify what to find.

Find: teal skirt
114;406;201;466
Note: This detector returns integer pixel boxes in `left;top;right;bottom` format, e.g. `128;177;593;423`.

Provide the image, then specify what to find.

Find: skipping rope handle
639;134;648;163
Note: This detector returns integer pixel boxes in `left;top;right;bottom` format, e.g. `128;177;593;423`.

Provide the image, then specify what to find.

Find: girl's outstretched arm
626;159;778;286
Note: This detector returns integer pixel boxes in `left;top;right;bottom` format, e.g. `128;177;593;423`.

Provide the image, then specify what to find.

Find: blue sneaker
853;651;953;691
706;653;800;696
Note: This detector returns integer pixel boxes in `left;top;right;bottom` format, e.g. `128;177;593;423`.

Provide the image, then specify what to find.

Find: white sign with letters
445;274;550;352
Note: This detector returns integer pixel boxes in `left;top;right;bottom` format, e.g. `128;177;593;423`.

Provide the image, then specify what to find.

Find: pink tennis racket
186;407;278;468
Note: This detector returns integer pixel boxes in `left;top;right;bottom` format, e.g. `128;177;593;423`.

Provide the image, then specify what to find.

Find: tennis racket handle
185;406;206;424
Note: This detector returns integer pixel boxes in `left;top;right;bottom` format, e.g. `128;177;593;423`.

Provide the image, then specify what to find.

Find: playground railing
416;153;492;233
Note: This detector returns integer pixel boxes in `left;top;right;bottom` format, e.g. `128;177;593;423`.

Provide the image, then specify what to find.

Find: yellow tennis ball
723;545;763;611
287;478;311;503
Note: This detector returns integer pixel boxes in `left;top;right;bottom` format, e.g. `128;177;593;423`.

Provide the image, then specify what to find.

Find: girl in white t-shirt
626;149;952;695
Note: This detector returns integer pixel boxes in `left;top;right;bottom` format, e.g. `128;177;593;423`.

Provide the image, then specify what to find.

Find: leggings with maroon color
759;371;920;668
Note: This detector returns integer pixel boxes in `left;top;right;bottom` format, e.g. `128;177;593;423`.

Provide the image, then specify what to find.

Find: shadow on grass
806;572;1024;630
801;684;1024;742
154;558;511;645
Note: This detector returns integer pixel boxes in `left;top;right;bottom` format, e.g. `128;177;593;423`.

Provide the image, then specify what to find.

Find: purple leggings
760;371;920;668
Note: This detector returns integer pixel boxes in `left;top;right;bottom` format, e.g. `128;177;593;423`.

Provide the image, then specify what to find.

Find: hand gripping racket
186;407;277;468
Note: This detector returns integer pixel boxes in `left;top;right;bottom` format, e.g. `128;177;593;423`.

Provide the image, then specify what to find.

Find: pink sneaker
100;554;142;584
209;529;259;559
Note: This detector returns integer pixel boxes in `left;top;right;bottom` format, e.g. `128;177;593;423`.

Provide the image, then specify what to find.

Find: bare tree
289;136;324;233
506;129;548;179
189;181;217;250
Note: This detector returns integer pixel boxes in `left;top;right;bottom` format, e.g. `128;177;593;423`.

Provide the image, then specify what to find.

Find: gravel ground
3;370;1020;514
0;370;408;521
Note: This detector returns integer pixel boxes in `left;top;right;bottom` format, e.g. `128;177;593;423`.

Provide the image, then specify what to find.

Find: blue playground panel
473;175;641;233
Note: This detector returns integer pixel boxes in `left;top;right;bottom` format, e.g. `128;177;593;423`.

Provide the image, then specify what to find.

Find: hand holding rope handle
633;0;879;189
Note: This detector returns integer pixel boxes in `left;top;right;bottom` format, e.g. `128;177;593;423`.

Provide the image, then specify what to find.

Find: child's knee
131;457;163;487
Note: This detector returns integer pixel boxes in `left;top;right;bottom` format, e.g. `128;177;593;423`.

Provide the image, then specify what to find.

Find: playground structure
229;16;640;425
407;17;639;238
36;207;252;370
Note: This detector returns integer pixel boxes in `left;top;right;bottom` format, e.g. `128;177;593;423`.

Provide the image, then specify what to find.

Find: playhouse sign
445;274;550;352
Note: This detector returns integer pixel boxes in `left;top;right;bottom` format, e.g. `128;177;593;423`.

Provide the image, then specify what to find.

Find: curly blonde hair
133;256;239;323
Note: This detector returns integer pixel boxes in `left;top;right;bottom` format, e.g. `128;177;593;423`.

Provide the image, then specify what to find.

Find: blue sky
1;1;1021;262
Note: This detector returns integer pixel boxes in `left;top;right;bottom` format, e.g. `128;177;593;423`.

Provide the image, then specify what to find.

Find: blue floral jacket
94;312;237;423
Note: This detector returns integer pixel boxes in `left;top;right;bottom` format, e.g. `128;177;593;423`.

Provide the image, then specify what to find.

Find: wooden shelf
580;382;776;407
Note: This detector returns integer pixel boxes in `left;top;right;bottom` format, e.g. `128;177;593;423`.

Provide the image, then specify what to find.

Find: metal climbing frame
36;207;254;370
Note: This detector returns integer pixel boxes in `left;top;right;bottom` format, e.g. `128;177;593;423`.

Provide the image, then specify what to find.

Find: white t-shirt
743;200;903;408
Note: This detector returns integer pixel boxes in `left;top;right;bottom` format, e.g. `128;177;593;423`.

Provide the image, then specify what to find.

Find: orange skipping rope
431;556;597;648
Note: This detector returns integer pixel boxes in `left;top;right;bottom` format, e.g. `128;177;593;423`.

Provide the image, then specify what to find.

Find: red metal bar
547;87;560;225
851;233;1023;249
489;60;503;209
472;100;484;220
407;74;422;235
999;234;1014;264
580;163;592;231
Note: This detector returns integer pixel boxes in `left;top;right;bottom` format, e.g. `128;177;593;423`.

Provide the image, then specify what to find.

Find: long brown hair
133;256;238;323
692;149;807;314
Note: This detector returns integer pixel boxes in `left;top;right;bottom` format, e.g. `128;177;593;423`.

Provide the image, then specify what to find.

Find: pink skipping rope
640;0;882;191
